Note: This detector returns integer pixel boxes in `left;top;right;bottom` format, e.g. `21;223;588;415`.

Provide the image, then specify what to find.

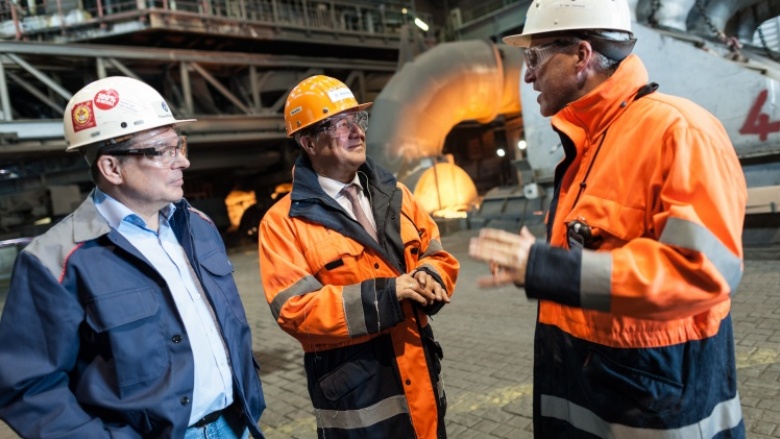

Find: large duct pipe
366;39;523;183
732;2;780;42
635;0;696;32
687;0;765;38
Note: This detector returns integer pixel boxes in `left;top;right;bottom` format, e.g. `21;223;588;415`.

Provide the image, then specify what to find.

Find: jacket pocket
199;249;248;324
306;236;369;284
308;335;405;411
564;194;646;250
84;287;168;388
583;347;683;415
320;360;376;402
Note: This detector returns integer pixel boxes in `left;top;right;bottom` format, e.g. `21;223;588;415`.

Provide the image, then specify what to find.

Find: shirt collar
317;173;363;200
93;187;176;229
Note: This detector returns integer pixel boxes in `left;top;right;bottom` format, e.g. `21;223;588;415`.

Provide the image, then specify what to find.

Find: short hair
575;30;635;63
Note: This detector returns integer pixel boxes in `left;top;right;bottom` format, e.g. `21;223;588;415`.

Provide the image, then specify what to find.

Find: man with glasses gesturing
469;0;746;437
258;75;459;439
0;76;266;438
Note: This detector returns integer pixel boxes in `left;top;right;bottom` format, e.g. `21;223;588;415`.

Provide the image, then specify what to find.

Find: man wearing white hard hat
0;76;267;438
469;0;746;437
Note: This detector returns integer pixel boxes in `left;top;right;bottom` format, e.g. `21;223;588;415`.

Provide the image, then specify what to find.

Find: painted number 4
740;89;780;141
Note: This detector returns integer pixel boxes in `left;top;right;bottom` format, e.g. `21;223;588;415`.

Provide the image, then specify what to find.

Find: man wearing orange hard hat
259;75;459;438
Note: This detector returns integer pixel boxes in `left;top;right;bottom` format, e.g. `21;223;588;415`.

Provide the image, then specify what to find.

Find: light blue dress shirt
93;189;234;426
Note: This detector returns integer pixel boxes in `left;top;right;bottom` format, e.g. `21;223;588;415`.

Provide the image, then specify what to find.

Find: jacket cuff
411;267;448;316
362;277;405;333
525;242;583;308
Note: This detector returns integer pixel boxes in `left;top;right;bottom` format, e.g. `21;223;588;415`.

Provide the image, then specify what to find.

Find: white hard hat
503;0;633;48
64;76;195;152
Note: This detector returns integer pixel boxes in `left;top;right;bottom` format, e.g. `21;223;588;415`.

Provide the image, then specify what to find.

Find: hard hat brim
65;117;197;152
503;33;531;48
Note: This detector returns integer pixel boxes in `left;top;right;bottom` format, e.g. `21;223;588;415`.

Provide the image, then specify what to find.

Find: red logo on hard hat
94;89;119;110
71;101;96;132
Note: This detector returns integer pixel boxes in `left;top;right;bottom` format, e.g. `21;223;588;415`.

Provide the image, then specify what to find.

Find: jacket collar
290;155;397;203
73;188;190;243
73;189;112;243
552;54;649;144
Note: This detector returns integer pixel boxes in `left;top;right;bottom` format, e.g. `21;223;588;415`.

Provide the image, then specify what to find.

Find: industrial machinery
366;0;780;245
0;0;778;247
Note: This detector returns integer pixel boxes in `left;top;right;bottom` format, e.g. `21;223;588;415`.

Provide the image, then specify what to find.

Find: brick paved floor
1;230;778;438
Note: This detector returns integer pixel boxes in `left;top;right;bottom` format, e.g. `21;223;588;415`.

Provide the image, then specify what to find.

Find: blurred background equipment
0;0;776;248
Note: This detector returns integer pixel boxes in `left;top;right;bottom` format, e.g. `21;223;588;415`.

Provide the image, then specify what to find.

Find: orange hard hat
284;75;372;137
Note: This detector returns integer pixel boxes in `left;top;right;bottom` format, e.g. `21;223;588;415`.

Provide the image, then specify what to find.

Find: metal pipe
0;55;12;121
6;71;65;115
5;53;72;100
180;61;193;115
365;39;522;181
189;61;251;114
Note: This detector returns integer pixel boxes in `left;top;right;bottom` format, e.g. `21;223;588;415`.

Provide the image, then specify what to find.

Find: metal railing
0;236;31;282
0;0;434;41
459;0;519;26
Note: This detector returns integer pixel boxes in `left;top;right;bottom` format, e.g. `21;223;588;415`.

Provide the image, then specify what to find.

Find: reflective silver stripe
541;393;742;438
270;275;323;320
343;284;368;337
580;251;612;312
437;376;445;400
315;395;410;430
421;239;443;259
659;217;743;294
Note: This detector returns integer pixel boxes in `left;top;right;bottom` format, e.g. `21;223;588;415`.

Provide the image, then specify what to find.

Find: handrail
0;237;32;248
0;0;435;42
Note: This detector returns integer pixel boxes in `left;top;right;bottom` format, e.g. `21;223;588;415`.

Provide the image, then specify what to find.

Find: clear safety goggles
316;111;369;137
107;135;188;168
523;40;578;72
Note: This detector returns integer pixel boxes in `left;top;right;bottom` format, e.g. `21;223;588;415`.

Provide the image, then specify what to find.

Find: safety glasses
316;111;369;137
523;40;578;72
107;135;188;168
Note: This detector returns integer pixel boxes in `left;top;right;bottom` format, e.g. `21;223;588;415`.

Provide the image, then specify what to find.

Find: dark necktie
342;184;378;241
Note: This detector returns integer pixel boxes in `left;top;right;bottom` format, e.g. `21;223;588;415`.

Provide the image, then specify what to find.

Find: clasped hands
469;226;535;288
395;270;448;306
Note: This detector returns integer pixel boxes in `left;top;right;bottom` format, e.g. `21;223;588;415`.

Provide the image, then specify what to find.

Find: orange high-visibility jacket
259;156;459;439
525;55;746;437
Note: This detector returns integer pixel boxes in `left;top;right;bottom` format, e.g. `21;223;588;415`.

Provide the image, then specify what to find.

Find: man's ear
575;40;594;72
298;135;316;155
96;155;123;185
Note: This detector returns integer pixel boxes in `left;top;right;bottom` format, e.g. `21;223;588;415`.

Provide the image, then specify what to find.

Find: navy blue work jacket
0;190;266;438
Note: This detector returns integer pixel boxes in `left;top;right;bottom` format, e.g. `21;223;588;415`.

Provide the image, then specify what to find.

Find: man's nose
524;68;536;83
174;152;190;169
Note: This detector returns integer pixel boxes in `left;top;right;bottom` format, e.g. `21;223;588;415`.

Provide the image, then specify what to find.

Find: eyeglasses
523;40;577;72
107;135;188;168
316;111;369;137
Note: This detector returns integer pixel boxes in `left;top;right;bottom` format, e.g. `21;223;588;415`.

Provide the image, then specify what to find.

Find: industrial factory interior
0;0;780;439
0;0;778;246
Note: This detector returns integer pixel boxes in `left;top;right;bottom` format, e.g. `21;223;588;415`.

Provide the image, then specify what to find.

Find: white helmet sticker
153;100;173;118
327;87;355;103
93;89;119;110
71;101;96;133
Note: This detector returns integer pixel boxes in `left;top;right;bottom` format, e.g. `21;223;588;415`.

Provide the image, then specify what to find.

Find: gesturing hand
469;226;536;288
